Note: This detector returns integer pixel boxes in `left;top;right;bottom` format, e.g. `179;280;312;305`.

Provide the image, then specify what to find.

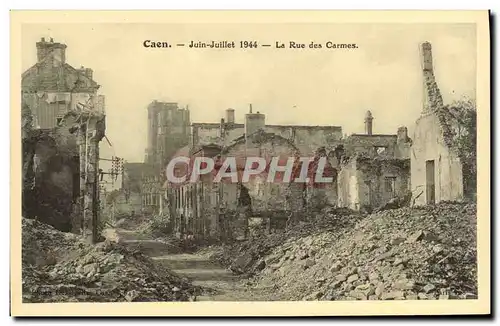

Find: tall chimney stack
421;42;434;73
420;41;443;114
36;37;67;64
364;110;373;135
397;126;408;142
226;108;235;124
245;111;266;140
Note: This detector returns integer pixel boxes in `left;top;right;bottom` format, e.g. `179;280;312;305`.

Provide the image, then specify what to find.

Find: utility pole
92;143;99;243
71;108;105;244
102;184;107;218
76;121;103;244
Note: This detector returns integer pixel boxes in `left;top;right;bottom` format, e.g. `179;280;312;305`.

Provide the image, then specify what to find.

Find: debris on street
212;202;477;301
22;218;201;303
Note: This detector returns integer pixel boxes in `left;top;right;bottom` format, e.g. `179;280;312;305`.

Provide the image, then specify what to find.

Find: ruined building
139;101;191;213
163;104;409;241
337;111;412;211
410;42;469;205
22;38;106;238
145;101;191;167
149;42;471;241
191;106;343;155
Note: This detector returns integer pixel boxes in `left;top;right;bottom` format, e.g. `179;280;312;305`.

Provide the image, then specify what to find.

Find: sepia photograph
11;10;490;316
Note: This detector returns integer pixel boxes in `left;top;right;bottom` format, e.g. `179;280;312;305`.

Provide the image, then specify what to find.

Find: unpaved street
113;228;279;301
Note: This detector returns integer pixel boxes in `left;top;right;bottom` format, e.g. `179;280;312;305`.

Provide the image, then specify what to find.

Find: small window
56;117;63;126
385;177;396;194
375;146;388;155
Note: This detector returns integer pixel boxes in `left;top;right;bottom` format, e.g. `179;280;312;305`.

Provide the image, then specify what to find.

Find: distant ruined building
145;101;191;167
158;105;411;241
22;38;106;237
140;101;191;213
119;41;472;242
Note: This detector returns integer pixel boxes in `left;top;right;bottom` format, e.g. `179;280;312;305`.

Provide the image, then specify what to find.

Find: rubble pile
22;217;86;267
211;207;365;276
22;217;200;303
252;202;477;301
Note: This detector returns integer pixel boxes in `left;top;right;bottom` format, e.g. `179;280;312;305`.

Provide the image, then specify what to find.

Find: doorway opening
425;160;436;205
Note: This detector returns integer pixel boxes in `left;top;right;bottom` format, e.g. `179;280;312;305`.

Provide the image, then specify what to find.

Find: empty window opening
375;146;388;155
385;176;396;195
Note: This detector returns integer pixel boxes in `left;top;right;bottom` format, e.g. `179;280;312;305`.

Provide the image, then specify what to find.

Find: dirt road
110;228;279;301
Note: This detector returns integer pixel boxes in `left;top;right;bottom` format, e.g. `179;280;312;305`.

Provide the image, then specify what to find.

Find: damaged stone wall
22;92;104;130
410;42;471;206
356;156;410;209
22;125;79;232
411;112;465;206
337;155;410;211
266;125;343;155
337;158;359;210
192;123;245;147
191;122;343;156
222;131;301;215
343;134;410;160
22;38;106;238
436;100;477;200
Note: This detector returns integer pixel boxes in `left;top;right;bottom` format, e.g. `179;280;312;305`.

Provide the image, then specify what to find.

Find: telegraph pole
92;140;99;243
76;118;103;244
65;95;106;244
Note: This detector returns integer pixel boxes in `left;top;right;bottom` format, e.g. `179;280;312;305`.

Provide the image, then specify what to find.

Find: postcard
11;10;490;316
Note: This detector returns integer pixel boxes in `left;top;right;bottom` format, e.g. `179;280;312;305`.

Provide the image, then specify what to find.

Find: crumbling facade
337;155;410;211
21;126;80;231
22;38;105;130
336;110;411;211
191;107;343;155
157;42;472;240
22;38;106;241
165;107;340;241
410;42;465;205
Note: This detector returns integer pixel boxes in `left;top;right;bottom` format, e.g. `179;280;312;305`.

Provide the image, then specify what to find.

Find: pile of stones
251;202;477;301
22;217;201;303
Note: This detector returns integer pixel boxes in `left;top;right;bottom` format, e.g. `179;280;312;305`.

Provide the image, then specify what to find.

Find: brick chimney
364;110;373;135
36;37;67;65
420;41;443;114
245;110;265;139
225;108;235;124
421;42;433;72
78;66;94;80
397;126;408;142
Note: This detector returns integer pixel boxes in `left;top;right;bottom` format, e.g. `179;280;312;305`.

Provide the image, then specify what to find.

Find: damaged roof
22;55;100;93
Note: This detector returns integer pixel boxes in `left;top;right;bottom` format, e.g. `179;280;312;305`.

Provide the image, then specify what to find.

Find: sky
21;23;477;163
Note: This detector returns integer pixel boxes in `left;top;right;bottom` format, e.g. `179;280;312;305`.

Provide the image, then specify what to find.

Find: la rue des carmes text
143;40;358;49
